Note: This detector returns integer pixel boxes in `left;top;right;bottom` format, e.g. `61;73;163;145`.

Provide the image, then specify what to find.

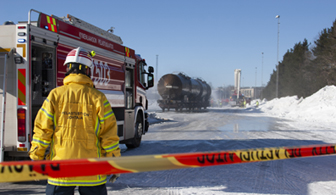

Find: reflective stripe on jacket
29;73;120;186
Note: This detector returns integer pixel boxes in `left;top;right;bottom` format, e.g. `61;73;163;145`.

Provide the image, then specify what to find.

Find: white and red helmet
63;47;95;68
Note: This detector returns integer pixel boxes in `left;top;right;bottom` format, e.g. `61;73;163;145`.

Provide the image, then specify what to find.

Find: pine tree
312;19;336;86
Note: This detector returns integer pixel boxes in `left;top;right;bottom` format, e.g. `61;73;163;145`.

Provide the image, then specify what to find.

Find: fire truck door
124;66;135;140
31;44;56;130
0;52;8;162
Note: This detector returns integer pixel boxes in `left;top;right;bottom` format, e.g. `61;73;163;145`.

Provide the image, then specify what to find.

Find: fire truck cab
0;9;154;161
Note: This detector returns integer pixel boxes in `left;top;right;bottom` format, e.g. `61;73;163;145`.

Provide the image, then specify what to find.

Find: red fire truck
0;9;154;161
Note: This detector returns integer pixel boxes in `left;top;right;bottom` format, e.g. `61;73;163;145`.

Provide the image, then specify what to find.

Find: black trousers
46;183;107;195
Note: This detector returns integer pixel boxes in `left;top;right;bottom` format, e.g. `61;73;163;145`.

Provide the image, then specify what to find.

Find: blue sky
1;1;336;88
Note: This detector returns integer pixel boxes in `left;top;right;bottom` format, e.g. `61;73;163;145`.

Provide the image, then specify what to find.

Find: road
1;107;336;194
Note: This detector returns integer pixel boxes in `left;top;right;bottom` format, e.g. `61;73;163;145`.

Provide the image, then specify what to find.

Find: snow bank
257;85;336;126
147;85;336;127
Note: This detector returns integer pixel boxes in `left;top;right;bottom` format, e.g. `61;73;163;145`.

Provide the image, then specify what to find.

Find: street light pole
255;67;257;99
275;15;280;98
261;52;264;87
156;55;158;81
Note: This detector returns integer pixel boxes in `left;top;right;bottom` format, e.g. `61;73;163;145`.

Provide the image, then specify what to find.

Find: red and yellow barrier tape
1;144;335;183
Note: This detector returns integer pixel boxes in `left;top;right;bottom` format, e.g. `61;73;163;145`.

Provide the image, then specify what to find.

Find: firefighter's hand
109;174;120;183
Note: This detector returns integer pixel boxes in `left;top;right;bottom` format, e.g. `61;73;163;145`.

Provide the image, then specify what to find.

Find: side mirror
148;66;154;73
147;73;154;89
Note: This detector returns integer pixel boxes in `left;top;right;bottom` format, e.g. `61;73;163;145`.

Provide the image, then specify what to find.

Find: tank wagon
157;73;211;111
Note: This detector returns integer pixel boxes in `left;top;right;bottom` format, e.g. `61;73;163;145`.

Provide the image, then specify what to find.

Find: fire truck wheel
126;115;143;148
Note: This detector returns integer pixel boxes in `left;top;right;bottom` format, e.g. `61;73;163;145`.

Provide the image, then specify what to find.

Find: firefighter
29;47;120;195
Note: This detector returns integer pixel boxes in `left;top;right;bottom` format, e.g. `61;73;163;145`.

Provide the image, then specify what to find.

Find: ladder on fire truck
52;13;123;45
0;53;8;162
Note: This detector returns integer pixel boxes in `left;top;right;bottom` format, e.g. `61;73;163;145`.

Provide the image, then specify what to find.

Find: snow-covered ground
108;85;336;195
149;85;336;130
2;86;336;195
154;85;336;129
254;85;336;130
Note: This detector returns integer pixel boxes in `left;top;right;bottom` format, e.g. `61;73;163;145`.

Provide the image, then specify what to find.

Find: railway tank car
157;73;211;111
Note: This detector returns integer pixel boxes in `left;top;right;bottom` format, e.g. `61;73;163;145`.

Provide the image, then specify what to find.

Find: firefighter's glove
109;174;120;183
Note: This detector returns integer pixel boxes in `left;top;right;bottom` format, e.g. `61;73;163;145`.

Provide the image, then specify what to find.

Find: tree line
261;19;336;100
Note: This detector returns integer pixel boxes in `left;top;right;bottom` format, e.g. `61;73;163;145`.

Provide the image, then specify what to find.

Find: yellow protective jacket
29;73;120;186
